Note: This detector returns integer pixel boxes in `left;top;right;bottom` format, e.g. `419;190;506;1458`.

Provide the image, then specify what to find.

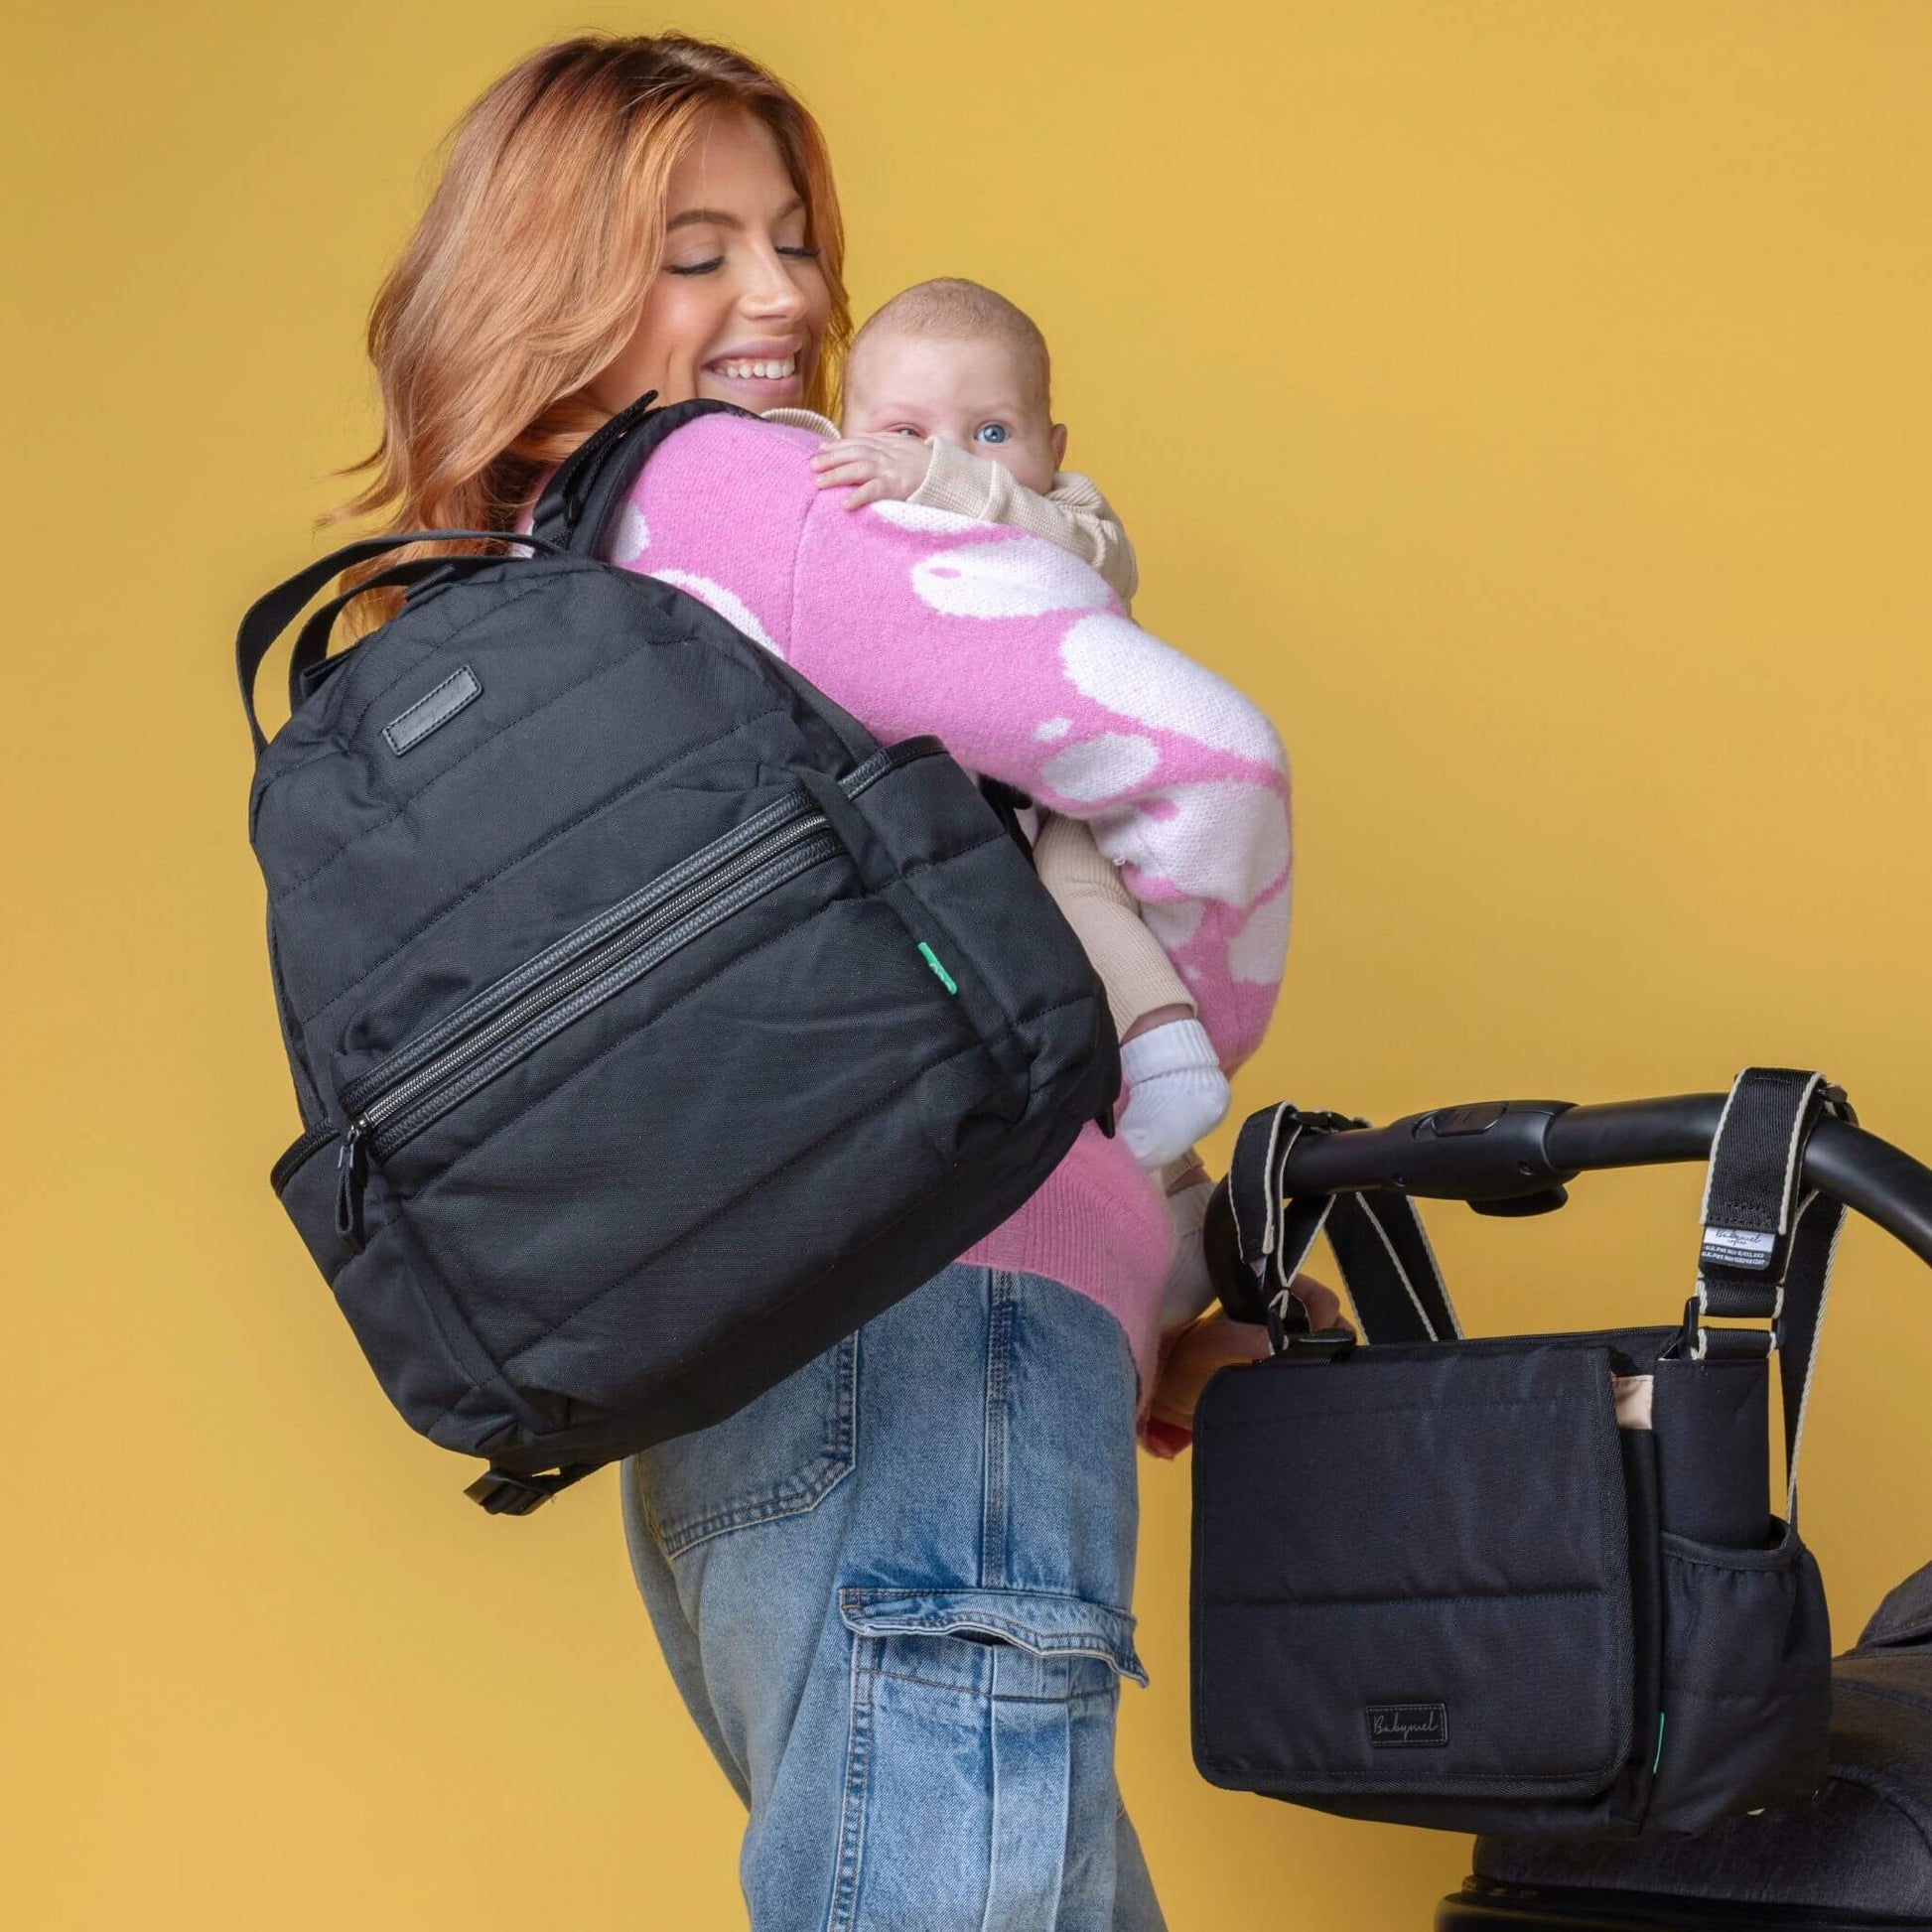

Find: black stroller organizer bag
1192;1068;1863;1841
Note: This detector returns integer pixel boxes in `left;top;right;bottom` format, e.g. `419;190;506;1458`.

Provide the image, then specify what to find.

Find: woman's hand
1136;1276;1351;1457
808;432;933;509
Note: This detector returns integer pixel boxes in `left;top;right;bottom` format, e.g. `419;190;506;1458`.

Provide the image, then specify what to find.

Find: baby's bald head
847;278;1052;418
842;278;1065;494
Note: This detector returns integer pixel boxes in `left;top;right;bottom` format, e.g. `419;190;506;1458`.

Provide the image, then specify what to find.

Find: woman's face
591;108;831;415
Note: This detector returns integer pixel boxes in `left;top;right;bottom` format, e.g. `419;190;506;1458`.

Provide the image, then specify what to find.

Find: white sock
1118;1019;1229;1170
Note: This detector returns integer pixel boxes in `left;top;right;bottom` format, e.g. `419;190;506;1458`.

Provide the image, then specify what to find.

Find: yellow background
6;3;1930;1926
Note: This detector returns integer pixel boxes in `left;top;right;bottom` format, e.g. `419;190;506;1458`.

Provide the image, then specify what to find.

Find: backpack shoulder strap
528;387;886;771
529;389;760;556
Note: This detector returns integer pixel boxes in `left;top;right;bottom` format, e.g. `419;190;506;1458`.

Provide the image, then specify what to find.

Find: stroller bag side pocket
1646;1521;1833;1835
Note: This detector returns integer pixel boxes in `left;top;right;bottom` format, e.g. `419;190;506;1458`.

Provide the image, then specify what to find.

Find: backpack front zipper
325;739;936;1249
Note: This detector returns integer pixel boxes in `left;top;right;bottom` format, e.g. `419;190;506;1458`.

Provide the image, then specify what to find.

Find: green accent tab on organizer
916;941;957;995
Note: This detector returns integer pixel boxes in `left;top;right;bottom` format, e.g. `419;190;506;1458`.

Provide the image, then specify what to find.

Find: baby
765;278;1263;1426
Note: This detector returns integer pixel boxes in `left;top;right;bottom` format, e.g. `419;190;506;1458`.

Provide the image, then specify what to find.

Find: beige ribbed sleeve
759;406;842;436
1033;810;1195;1039
909;440;1140;607
1035;815;1211;1205
761;414;1140;609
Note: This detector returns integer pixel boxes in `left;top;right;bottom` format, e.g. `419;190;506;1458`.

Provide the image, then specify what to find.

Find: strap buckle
1265;1283;1309;1353
1289;1108;1372;1138
1266;1285;1358;1360
465;1469;554;1515
1681;1286;1708;1361
464;1464;597;1515
1679;1286;1777;1364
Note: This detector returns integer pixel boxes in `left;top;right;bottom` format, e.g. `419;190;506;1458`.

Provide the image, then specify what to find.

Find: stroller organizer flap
1192;1068;1848;1842
1193;1340;1637;1800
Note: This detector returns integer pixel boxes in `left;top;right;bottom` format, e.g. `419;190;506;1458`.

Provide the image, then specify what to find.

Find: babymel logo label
1366;1703;1449;1748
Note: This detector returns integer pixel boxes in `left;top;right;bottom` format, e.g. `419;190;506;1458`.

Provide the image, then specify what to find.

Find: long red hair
320;33;850;634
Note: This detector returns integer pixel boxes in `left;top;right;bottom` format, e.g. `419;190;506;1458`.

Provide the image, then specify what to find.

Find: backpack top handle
233;529;564;759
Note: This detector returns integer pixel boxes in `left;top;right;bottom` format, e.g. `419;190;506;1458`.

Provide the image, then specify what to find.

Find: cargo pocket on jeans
633;1330;858;1558
1647;1519;1833;1835
826;1585;1147;1932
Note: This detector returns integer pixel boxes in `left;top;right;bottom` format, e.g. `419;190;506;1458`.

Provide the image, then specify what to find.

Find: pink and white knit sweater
548;414;1292;1386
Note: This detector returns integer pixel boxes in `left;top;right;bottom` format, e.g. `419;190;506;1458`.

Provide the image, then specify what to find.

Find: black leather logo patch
383;664;482;755
1366;1703;1449;1747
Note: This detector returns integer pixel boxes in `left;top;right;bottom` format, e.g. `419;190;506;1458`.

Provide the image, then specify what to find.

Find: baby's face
843;333;1064;494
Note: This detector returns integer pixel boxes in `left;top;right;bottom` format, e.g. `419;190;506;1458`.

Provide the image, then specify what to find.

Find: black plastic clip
1678;1292;1704;1361
465;1469;554;1516
1278;1326;1359;1363
463;1463;600;1515
1264;1283;1309;1353
1266;1285;1357;1361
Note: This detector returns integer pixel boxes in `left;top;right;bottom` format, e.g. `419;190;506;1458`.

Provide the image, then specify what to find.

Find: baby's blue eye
975;423;1010;445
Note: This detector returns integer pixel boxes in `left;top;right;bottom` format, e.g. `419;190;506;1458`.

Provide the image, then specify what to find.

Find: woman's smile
701;338;804;400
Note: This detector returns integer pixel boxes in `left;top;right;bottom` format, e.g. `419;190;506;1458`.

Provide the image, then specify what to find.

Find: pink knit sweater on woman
530;413;1292;1387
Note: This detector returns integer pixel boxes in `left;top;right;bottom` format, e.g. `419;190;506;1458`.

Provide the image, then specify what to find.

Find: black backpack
237;391;1120;1514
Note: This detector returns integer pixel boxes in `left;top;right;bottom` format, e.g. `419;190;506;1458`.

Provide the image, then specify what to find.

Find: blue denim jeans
621;1260;1168;1931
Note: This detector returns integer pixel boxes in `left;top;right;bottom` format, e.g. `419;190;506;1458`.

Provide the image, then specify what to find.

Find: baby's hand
808;433;933;510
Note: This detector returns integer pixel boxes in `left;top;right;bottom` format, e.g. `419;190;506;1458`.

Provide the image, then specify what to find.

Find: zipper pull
335;1122;368;1252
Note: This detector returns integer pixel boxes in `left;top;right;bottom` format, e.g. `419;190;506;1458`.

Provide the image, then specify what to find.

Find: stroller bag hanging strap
1694;1066;1857;1516
1225;1070;1854;1513
1223;1102;1461;1347
1697;1066;1845;1320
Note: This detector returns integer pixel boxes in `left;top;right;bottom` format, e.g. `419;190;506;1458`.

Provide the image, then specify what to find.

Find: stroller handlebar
1277;1094;1932;1271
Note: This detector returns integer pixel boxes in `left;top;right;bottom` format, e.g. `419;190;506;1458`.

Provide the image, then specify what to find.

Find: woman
325;33;1297;1929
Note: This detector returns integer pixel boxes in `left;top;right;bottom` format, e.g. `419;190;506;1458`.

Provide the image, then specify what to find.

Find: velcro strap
1697;1067;1832;1310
